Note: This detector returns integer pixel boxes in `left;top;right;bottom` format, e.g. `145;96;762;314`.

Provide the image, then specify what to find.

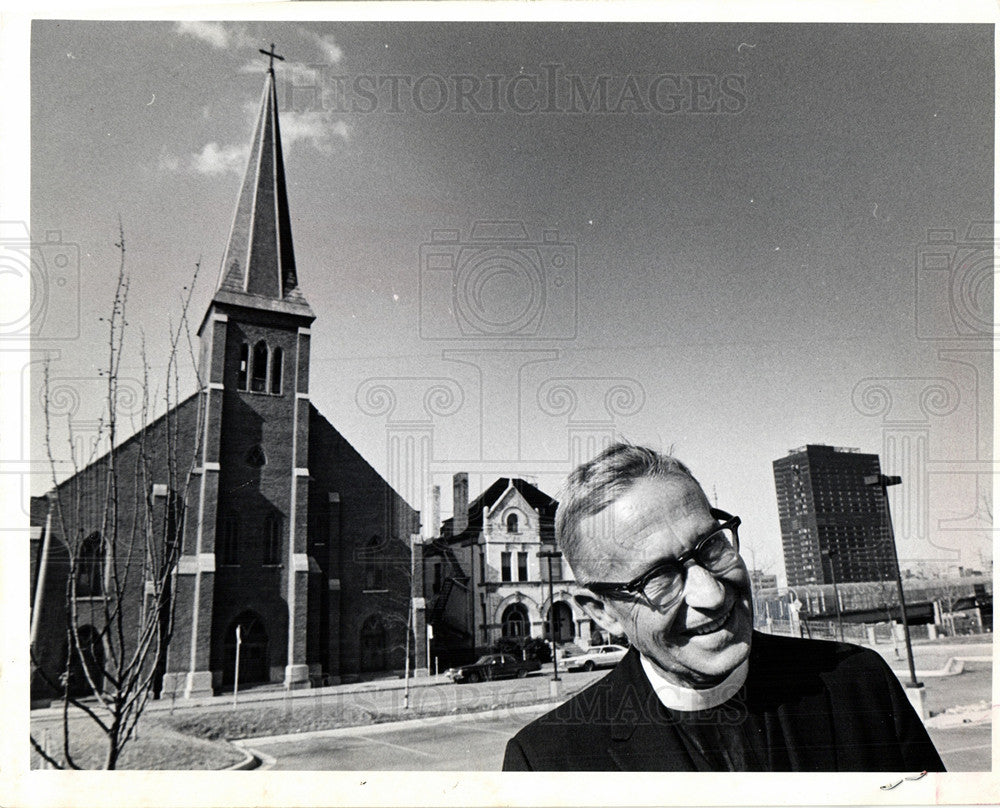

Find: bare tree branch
34;226;200;769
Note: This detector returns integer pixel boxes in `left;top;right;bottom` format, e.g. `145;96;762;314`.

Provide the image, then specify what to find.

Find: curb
888;655;988;679
231;700;557;747
230;746;276;770
224;745;261;770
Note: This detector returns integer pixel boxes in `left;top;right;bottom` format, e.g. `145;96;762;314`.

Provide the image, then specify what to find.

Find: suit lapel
605;649;696;771
750;632;838;771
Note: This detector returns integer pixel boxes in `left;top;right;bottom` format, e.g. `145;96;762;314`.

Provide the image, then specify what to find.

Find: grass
30;715;247;770
161;678;578;742
29;674;581;769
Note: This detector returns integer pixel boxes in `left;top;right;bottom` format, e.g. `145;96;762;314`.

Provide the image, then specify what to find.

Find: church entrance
359;614;387;672
223;611;269;687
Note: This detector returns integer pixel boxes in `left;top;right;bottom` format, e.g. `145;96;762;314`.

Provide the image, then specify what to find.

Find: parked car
444;654;541;684
563;644;628;672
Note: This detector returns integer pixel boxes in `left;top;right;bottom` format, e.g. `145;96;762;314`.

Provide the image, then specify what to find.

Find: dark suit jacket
503;631;945;771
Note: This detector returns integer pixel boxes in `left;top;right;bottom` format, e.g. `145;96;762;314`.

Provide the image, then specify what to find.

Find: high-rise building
773;445;895;588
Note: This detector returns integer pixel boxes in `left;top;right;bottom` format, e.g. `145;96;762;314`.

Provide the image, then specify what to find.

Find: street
239;646;993;772
33;637;992;771
245;708;543;771
242;703;991;771
928;724;992;772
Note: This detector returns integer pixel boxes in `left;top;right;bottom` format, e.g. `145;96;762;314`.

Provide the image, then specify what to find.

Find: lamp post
822;549;845;642
865;473;920;689
537;548;561;682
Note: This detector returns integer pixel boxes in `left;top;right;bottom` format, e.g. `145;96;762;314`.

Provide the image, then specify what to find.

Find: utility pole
537;548;562;683
469;539;477;660
865;473;920;689
822;549;845;642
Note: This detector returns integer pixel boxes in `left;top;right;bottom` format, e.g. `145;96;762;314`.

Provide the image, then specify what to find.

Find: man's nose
682;565;727;609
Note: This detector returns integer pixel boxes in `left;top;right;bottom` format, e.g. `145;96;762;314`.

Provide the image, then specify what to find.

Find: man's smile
679;597;738;638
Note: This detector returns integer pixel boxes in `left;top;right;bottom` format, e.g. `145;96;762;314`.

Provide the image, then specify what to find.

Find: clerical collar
639;655;749;712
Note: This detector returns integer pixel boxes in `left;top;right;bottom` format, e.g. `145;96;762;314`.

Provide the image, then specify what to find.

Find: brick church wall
30;394;201;699
308;407;418;681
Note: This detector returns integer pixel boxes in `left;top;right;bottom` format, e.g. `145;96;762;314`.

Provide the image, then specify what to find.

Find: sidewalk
31;670;458;720
865;640;992;678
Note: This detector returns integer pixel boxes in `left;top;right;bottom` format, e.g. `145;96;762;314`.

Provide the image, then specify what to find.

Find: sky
22;19;994;584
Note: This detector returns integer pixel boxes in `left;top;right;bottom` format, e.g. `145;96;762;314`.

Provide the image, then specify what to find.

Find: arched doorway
545;601;574;643
63;625;105;697
223;612;269;687
360;614;387;672
501;603;530;639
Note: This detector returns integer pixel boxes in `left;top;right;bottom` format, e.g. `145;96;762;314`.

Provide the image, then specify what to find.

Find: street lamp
537;548;562;682
864;473;921;689
821;549;845;642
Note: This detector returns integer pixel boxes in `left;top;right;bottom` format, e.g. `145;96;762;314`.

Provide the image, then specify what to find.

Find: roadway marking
354;733;433;757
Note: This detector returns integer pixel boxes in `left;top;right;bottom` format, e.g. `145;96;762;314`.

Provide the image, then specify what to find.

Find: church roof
213;67;313;319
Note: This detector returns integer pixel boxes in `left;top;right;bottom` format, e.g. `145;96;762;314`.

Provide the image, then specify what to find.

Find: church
30;57;425;699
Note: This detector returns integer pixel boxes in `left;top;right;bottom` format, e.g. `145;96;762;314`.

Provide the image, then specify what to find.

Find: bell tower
164;48;316;696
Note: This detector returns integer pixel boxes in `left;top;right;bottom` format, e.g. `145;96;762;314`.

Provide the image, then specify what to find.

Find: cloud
183;22;343;69
159;112;345;178
300;30;343;64
175;21;257;51
282;109;350;151
190;141;250;175
175;21;231;49
164;27;349;175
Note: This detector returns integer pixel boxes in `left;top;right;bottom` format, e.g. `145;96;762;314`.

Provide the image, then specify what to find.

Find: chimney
453;473;469;535
430;485;441;538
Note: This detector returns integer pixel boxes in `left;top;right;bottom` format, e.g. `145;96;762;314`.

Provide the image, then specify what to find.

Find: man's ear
574;591;626;637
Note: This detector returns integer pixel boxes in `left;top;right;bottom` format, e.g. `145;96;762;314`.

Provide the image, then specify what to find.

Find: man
503;443;944;772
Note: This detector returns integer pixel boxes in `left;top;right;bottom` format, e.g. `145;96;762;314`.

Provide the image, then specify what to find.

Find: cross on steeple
259;43;284;74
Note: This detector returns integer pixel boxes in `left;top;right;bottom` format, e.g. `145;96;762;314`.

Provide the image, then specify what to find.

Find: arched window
263;512;282;566
251;341;268;392
269;347;283;394
220;514;239;565
76;532;104;596
501;603;529;638
237;343;249;390
506;513;519;533
363;535;384;590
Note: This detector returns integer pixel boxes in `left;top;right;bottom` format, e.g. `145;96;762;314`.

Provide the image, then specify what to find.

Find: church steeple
213;51;312;318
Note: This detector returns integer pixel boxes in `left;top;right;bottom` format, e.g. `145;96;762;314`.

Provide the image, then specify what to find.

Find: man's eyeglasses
583;508;742;611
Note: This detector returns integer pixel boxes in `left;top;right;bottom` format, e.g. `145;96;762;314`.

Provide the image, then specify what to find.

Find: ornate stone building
425;475;599;665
